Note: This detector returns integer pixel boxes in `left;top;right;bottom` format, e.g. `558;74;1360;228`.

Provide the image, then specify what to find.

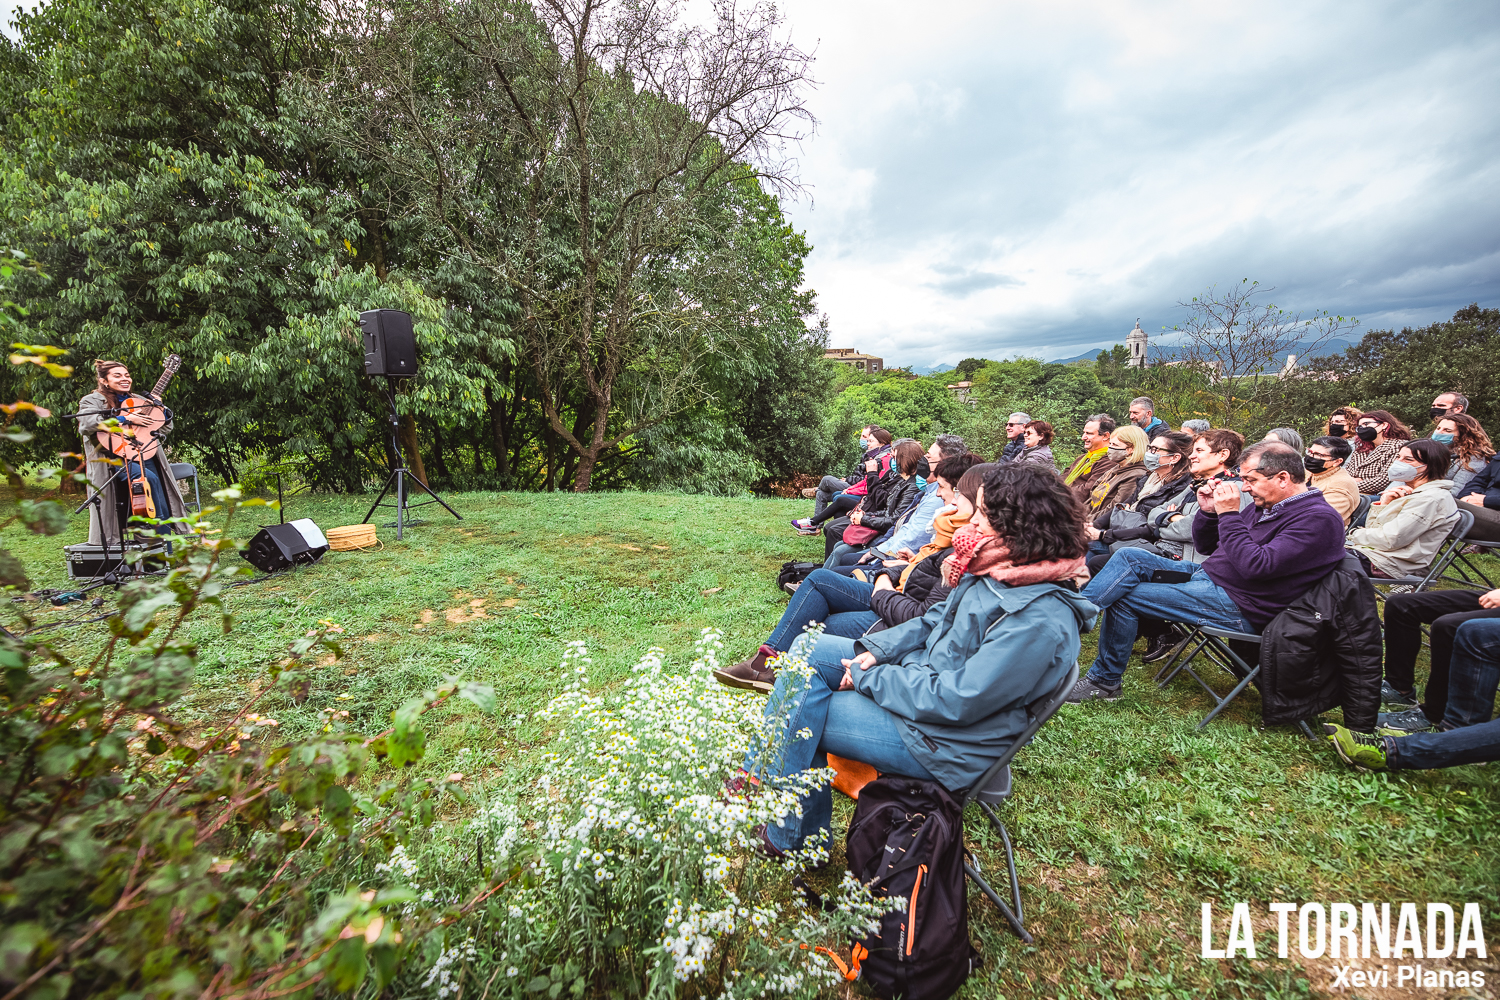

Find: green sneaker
1323;724;1389;771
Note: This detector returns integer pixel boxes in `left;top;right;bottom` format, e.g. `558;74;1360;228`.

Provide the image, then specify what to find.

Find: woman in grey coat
77;359;190;544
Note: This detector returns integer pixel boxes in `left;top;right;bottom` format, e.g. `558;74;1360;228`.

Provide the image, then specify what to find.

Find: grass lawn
6;488;1498;999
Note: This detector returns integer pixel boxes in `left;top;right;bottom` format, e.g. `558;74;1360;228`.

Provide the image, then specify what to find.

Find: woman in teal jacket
738;463;1098;857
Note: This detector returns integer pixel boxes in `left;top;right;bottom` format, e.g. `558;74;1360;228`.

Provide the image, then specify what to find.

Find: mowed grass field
5;489;1498;999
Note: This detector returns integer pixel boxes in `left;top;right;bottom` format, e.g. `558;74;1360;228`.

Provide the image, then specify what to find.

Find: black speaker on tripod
243;519;329;573
360;309;418;377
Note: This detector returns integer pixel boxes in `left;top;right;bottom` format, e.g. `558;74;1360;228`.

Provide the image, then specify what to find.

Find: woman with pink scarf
733;464;1099;859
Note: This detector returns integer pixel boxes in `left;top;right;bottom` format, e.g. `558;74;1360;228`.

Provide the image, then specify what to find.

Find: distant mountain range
908;362;956;375
1048;338;1360;367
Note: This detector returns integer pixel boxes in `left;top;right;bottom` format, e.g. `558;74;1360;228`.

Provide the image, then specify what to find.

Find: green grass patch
6;489;1498;998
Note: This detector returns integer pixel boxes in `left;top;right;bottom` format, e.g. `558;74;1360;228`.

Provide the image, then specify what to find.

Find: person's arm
1347;495;1452;552
855;592;945;663
76;393;110;437
1322;481;1357;520
852;600;1070;726
1212;504;1342;579
870;582;940;628
1190;505;1223;556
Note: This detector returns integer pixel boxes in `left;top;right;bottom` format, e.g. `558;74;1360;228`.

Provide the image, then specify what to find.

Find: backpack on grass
843;776;980;1000
776;561;818;593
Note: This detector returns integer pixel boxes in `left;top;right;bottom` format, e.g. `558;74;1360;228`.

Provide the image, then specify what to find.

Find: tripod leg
363;470;398;525
396;469;406;541
404;475;463;520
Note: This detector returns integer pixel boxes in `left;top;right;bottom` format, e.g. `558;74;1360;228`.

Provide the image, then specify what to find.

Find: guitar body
94;354;181;522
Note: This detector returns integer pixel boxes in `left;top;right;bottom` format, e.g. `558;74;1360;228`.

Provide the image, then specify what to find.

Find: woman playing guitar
77;358;189;545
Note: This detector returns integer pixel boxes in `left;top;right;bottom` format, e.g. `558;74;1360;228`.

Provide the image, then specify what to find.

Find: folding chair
1347;494;1374;532
1367;508;1475;597
959;660;1078;944
1151;624;1323;738
1438;525;1497;592
170;462;202;513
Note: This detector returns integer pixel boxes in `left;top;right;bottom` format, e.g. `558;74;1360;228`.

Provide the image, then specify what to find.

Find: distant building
824;347;883;373
945;380;975;405
1126;319;1148;368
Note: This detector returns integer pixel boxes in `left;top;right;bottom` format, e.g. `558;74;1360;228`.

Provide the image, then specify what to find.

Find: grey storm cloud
776;0;1500;367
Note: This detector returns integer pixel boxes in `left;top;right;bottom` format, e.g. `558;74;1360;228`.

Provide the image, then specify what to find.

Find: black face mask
1356;426;1379;442
1303;455;1327;474
1328;422;1346;435
1429;406;1448;420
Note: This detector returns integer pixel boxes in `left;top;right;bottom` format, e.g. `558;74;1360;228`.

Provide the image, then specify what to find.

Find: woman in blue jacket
735;463;1098;858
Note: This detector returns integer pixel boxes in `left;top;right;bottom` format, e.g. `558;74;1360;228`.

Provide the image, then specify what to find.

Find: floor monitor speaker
243;519;329;573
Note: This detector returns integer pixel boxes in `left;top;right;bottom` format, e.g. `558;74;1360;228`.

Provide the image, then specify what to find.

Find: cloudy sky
768;1;1500;368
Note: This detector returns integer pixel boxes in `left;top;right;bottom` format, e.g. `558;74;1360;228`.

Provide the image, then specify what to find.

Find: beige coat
77;390;190;544
1346;480;1459;578
1310;466;1361;525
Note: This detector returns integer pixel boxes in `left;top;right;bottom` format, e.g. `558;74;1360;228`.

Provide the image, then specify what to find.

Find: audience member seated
1322;406;1362;446
1067;442;1346;703
1063;413;1118;501
1324;617;1500;772
996;412;1031;463
1262;427;1304;452
1181;418;1210;435
1018;420;1057;470
1456;449;1500;543
1085;430;1194;573
728;463;1095;858
1379;588;1500;732
822;439;925;561
1135;428;1248;564
1345;409;1412;495
1434;413;1492;495
797;425;892;534
1129;396;1168;438
1302;436;1360;525
1345;439;1460;579
827;451;980;573
825;438;971;569
1429;390;1469;421
1084;425;1150;519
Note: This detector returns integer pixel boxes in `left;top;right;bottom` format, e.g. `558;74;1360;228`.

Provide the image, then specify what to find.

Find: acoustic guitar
96;354;181;519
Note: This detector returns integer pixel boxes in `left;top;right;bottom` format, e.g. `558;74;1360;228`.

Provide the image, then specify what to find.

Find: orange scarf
897;509;969;590
940;523;1090;588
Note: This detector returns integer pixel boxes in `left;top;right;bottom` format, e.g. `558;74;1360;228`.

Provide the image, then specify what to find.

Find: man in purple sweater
1068;442;1347;703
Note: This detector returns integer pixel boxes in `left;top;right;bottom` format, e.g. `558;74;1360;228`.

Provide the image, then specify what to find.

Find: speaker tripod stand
362;378;461;539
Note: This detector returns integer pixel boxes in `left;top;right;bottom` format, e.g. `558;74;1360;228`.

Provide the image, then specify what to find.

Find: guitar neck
149;364;177;398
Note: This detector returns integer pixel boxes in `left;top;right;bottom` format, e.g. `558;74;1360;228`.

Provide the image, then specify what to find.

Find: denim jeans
1082;547;1250;688
745;633;934;852
824;541;857;569
1386;717;1500;770
1383;590;1499;723
765;569;878;651
124;459;172;534
1441;618;1500;729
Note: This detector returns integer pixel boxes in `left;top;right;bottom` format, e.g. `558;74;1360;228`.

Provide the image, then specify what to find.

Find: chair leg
1297;719;1320;741
1156;630;1212;688
979;801;1024;924
1196;664;1260;730
964;861;1032;944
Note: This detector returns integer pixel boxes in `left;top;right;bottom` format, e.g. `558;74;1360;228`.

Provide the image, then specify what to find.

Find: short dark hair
892;439;925;477
1024;420;1054;445
934;452;983;487
868;426;893;446
1241;441;1305;483
1311;435;1352;461
979;463;1088;564
1201;428;1245;469
1087;413;1117;435
933;433;967;458
1405;439;1451;483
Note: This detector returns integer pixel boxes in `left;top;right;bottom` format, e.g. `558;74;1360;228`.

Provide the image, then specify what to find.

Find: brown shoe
801;487;819;498
714;645;779;693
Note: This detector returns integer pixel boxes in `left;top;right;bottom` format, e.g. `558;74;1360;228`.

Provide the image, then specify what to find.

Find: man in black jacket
1455;452;1500;541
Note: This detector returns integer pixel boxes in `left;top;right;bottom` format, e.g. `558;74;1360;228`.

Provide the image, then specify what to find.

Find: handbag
842;523;879;546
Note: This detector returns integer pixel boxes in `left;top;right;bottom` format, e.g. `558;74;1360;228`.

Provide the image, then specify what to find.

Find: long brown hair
1442;413;1494;469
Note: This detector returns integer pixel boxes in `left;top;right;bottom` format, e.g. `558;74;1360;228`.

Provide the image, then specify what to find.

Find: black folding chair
959;660;1078;944
170;462;201;513
1347;494;1374;532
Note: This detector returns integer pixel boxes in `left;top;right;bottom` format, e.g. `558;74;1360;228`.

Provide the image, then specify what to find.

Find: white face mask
1387;461;1420;483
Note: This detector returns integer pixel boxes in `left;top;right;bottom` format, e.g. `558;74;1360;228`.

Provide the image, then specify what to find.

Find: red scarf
941;522;1090;588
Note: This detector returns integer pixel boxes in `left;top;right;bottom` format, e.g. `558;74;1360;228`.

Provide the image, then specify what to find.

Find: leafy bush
387;634;896;1000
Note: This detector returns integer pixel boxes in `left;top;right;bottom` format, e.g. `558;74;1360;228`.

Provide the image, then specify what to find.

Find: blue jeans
824;541;858;569
1082;547;1250;688
1386;717;1500;770
745;633;934;852
124;459;172;534
766;569;878;651
1441;618;1500;729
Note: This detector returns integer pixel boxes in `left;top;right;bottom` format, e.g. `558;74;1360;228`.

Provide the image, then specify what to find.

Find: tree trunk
485;383;511;482
399;413;428;486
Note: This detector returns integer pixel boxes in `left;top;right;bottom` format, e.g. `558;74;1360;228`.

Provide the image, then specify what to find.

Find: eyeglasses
1147;446;1173;454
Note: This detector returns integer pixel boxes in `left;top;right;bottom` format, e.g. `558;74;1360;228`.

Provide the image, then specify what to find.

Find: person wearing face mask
1345;439;1460;579
1343;409;1413;495
1301;436;1360;525
1142;428;1248;565
1432;413;1493;496
1428;391;1468;423
1083;431;1195;571
1084;425;1150;519
1322;406;1362;444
